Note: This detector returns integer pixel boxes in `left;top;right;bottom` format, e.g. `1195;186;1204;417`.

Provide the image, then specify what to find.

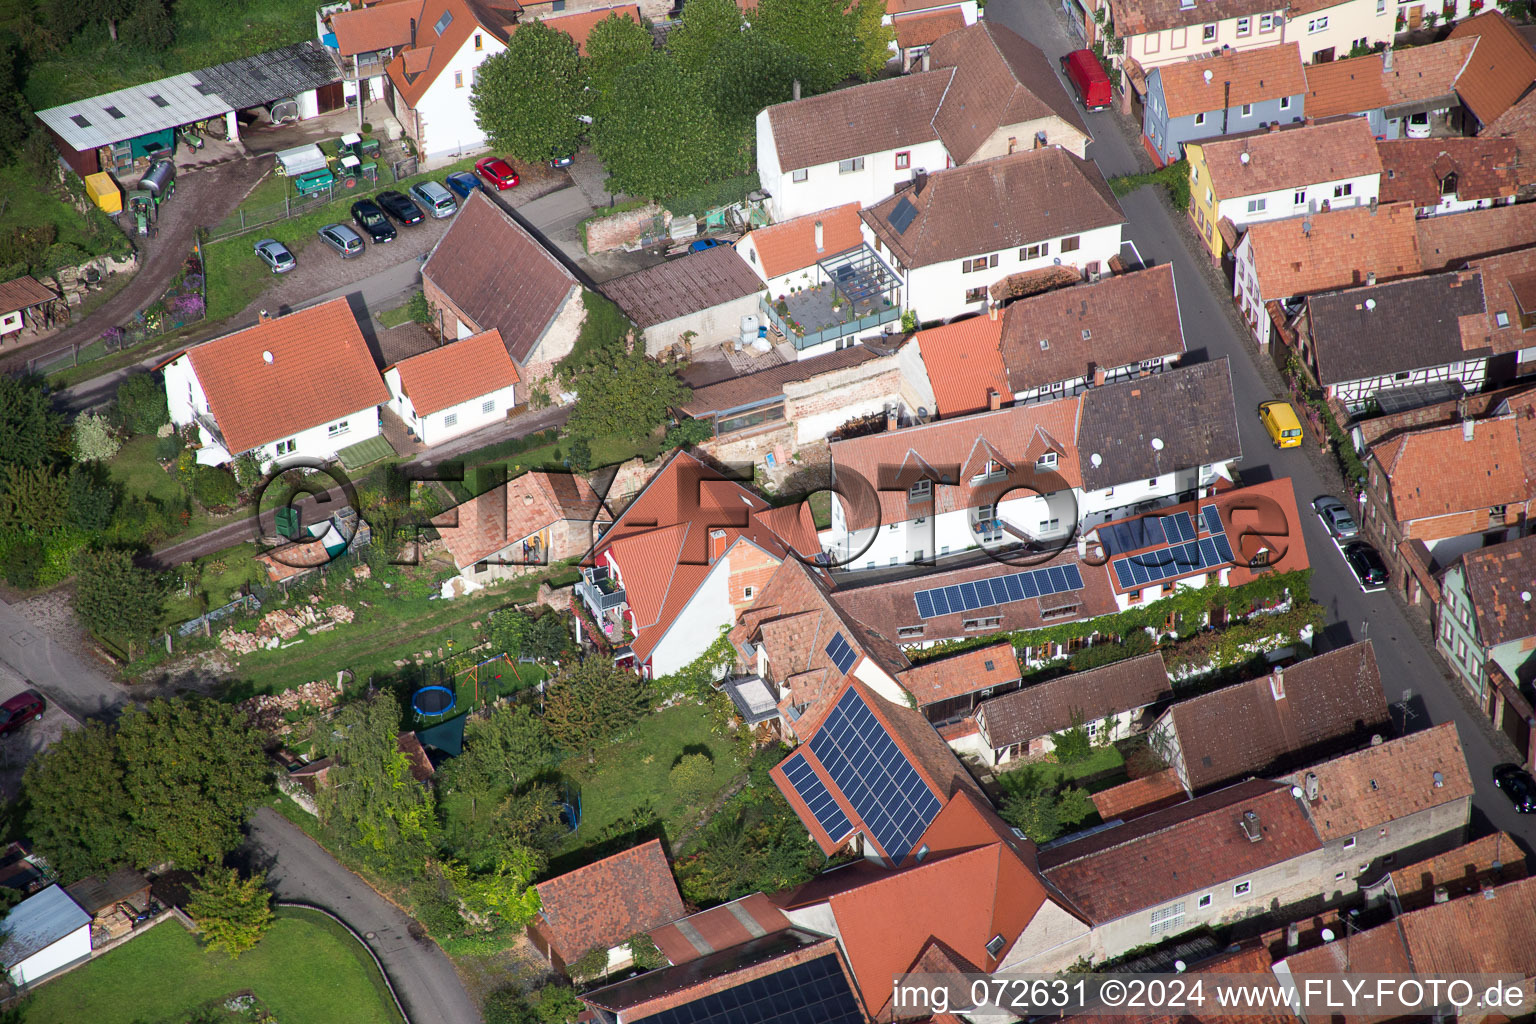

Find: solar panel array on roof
1110;505;1235;589
1101;511;1196;555
888;197;918;234
782;752;854;844
636;952;864;1024
825;632;857;674
913;564;1085;619
808;687;941;863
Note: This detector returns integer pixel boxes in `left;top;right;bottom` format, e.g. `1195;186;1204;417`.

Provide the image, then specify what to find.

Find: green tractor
127;190;156;237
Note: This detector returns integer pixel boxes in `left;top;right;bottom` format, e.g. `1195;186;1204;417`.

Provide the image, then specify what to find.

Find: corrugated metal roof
36;41;341;152
0;886;90;966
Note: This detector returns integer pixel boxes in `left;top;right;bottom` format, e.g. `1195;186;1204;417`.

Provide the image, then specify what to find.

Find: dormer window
1036;452;1058;470
1440;171;1458;196
986;934;1006;958
908;479;932;501
972;460;1004;482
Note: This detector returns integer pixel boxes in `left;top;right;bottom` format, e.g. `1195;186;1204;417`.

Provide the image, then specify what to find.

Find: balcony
761;245;902;351
578;566;627;614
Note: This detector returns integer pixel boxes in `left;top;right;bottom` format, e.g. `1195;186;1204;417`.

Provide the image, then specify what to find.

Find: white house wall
641;293;764;358
1281;0;1396;63
1077;464;1218;524
1210;171;1381;235
10;926;90;987
1418;193;1516;218
758;109;950;221
1120;12;1286;74
384;366;518;446
1329;359;1487;413
647;556;734;676
413;32;505;158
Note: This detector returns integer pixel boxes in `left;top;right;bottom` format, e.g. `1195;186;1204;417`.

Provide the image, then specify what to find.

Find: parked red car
1061;49;1112;112
0;691;45;736
474;156;520;190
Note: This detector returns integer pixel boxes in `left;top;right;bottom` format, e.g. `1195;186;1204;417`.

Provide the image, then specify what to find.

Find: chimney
1093;365;1107;387
1286;922;1300;951
1432;886;1450;904
988;302;1000;321
1304;771;1320;802
1456;396;1470;421
1270;667;1286;700
1384;46;1394;72
914;170;928;194
1267;122;1280;133
987;388;1001;412
1239;810;1262;843
920;50;931;72
258;310;272;323
886;406;899;432
708;528;727;565
792;78;801;101
1366;271;1376;286
814;220;824;253
1464;419;1476;442
409;17;416;48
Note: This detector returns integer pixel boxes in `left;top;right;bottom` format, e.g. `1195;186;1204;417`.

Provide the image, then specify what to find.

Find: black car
350;199;397;243
1493;763;1536;813
375;190;425;226
1342;541;1389;591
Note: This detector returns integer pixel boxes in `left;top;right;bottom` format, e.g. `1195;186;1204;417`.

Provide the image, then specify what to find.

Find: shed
0;885;92;987
65;867;152;918
0;276;61;337
600;246;765;358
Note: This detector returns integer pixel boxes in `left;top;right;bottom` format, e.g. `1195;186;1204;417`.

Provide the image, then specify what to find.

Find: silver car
1313;495;1359;540
408;179;458;218
253;238;295;273
316;223;365;259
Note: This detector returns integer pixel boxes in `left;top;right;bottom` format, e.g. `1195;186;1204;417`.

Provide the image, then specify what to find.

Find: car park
1312;496;1359;540
317;222;365;259
475;156;520;190
375;190;425;225
409;180;458;218
350;199;397;243
0;691;45;736
253;238;295;274
1493;764;1536;813
1258;400;1304;448
445;171;482;200
1342;541;1389;592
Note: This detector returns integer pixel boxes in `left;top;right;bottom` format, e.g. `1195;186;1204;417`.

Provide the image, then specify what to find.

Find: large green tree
116;698;268;868
753;0;859;93
319;693;439;877
591;54;750;200
0;375;65;470
0;41;31;164
22;722;132;881
0;464;67;535
542;658;651;759
187;866;275;958
71;546;168;644
996;765;1096;844
849;0;895;81
667;0;745;75
584;12;655;104
565;346;691;443
707;33;812;129
471;21;586;163
442;704;555;797
115;372;169;436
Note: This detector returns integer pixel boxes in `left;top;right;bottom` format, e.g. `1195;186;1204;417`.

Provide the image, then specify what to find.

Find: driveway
990;0;1536;853
1;155;274;375
0;662;82;800
242;807;483;1024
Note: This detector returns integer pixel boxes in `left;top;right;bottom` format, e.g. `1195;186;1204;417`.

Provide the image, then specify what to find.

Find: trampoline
412;685;456;718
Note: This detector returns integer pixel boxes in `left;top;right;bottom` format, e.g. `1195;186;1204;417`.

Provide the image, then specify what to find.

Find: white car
1406;112;1431;138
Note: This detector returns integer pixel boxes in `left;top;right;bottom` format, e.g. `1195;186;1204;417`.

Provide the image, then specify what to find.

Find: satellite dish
1290;785;1304;799
1321;928;1336;942
262;351;274;364
1365;299;1377;310
1151;437;1165;451
1240;152;1250;164
1090;453;1103;468
1174;960;1187;973
1523;591;1532;603
1203;69;1214;83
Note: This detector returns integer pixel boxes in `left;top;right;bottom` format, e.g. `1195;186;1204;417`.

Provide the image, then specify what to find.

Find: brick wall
702;422;796;466
784;360;904;443
728;544;782;617
585;203;668;254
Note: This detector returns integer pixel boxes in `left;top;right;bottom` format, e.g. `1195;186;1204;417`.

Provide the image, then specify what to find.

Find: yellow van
1258;400;1304;448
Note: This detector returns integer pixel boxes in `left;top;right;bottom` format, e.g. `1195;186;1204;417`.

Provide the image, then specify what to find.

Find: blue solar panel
915;591;935;618
1062;564;1084;589
1214;534;1235;564
808;687;942;863
639;950;866;1024
911;561;1088;619
825;632;856;674
1202;505;1224;536
782;752;854;843
1163;512;1195;543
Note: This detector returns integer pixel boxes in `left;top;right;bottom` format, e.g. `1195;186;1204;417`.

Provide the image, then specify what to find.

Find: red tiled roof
647;894;790;966
913;315;1008;418
976;652;1170;749
1417;201;1536;270
386;0;518;108
1242;203;1421;300
386;329;520;417
897;642;1020;707
1448;11;1536;127
1471;244;1536;357
1303;38;1475;120
741;203;865;281
1040;780;1320;923
436;470;607;569
893;8;965;48
601;245;763;329
1387;831;1526;911
0;275;58;313
329;0;418;55
518;4;638;55
531;839;685;963
1378;137;1520;207
1368;415;1527;523
1198;119;1382;200
421;190;579;365
764;72;949;172
1155;43;1306;119
1158;641;1390;793
180;299;389;455
1460;533;1536;647
1090;768;1189;823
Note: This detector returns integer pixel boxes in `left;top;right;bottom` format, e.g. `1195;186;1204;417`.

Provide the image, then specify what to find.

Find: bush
155;434;185;461
71;412;121;462
231;452;263;491
664;419;713;449
117;373;169;435
193;465;239;507
669;752;715;797
407;290;432;325
626;932;665;971
568;946;610;982
483;988;538;1024
3;543;41;588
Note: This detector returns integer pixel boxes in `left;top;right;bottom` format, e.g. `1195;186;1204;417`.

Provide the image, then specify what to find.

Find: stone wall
584;203;668;254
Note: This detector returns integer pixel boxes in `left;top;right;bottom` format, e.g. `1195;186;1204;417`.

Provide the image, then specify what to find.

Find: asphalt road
990;0;1536;852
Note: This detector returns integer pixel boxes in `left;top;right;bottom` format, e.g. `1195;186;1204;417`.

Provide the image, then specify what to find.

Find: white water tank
740;314;760;347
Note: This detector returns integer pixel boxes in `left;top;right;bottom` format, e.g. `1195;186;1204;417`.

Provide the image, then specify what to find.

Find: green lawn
25;908;402;1024
105;435;227;539
376;301;417;329
204;155;483;322
162;541;267;625
0;162;127;268
1029;744;1128;793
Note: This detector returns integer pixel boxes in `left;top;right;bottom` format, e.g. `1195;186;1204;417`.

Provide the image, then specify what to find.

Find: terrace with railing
761;245;902;351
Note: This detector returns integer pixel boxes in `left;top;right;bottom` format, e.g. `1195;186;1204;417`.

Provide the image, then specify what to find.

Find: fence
175;593;262;637
205;168;384;243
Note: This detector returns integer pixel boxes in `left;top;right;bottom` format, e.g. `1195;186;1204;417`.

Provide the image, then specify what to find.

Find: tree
483;989;540;1024
231;452;264;491
996;765;1096;844
0;375;66;470
193;465;239;507
669;752;715;798
528;612;570;661
626;933;665;970
116;373;169;435
584;12;654;103
488;608;534;661
470;22;586;163
187;866;274;958
848;0;895;81
566;438;591;474
71;412;121;462
0;41;31;165
532;982;584;1023
667;0;745;76
753;0;859;93
591;55;751;200
72;547;168;644
1050;710;1093;765
319;693;439;877
663;419;713;450
121;0;174;50
543;658;651;758
115;698;268;868
568;946;611;981
67;462;118;533
22;722;131;881
0;464;67;535
407;290;432;325
706;34;810;129
445;705;555;796
566;346;691;443
444;847;543;928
